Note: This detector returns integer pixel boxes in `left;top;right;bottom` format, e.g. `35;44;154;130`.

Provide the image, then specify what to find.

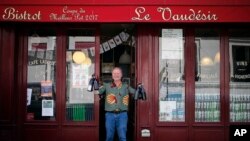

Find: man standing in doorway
98;67;135;141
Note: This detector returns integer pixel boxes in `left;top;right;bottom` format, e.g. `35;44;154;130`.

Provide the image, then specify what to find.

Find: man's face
112;68;122;81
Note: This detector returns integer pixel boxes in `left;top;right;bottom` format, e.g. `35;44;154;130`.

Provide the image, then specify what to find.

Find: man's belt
106;110;127;114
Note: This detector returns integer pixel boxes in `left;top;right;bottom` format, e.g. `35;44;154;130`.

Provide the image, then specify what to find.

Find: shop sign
1;5;250;22
132;7;218;21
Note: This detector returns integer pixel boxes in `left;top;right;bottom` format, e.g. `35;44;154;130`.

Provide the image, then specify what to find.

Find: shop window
194;28;221;122
65;29;95;122
158;29;185;122
229;29;250;122
26;29;56;121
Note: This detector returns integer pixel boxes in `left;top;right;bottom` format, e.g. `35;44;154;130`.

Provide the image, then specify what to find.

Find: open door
99;24;136;141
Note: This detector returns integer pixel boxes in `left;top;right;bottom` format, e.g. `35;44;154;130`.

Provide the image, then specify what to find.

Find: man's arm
128;86;136;95
98;83;106;95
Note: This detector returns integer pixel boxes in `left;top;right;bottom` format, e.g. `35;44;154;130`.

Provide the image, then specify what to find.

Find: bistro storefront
1;1;250;141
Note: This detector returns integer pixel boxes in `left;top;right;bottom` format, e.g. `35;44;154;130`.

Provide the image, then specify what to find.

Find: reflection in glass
195;29;220;122
66;29;95;121
26;29;56;121
159;29;185;122
229;29;250;122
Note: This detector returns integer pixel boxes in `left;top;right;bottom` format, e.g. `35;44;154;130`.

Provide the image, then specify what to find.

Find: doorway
99;24;136;141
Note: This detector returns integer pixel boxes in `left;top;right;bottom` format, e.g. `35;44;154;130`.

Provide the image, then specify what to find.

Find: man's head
112;67;123;82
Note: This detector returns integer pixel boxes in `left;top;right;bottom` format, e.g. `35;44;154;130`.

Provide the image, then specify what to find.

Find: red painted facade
1;0;250;5
1;1;250;141
1;0;250;23
1;5;250;22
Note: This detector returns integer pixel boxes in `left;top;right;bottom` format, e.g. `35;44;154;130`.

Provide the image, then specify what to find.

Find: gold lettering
63;6;78;15
50;6;98;21
49;13;72;20
132;7;151;21
2;7;41;21
157;7;171;21
2;7;15;19
157;7;218;21
85;11;98;21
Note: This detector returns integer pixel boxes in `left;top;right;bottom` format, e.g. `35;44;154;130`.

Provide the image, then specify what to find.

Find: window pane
229;29;250;122
26;29;56;121
66;29;95;122
159;29;185;122
195;29;220;122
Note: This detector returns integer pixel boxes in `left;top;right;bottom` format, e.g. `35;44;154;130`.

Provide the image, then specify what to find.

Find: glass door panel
66;29;96;122
194;29;220;122
229;29;250;122
26;29;57;121
159;29;185;122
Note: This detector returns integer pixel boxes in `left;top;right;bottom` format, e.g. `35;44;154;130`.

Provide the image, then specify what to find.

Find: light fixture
102;64;113;73
83;57;92;66
119;50;131;64
200;57;213;66
73;51;86;64
214;52;220;63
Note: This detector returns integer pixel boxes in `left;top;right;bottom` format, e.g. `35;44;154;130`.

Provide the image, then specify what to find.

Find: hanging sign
86;31;134;57
1;5;250;22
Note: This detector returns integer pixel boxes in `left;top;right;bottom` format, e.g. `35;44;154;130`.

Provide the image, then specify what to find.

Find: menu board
161;29;183;60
